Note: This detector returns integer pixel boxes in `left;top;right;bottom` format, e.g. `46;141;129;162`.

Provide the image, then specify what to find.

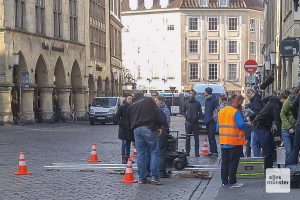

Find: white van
89;97;124;125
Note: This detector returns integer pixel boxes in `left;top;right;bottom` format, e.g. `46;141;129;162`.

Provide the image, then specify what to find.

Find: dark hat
205;87;213;95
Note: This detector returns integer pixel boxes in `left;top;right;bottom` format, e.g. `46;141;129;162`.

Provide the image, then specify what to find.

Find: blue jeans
121;140;131;157
290;125;300;165
134;127;160;181
253;127;274;169
250;130;261;157
282;130;294;166
206;121;218;154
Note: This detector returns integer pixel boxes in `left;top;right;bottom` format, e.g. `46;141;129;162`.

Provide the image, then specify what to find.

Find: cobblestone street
0;117;218;200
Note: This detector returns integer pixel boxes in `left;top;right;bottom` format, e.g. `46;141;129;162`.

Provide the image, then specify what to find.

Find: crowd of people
114;86;300;187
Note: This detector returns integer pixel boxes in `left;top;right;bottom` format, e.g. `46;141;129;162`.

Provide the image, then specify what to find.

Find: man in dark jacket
204;87;219;157
245;88;264;157
182;89;203;157
252;96;281;169
128;90;163;185
290;88;300;165
115;94;134;164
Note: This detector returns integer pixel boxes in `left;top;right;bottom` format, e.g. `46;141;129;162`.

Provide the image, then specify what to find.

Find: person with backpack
204;87;219;158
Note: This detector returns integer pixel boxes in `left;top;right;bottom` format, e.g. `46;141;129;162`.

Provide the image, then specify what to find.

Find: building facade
0;0;123;124
121;0;263;94
263;0;300;95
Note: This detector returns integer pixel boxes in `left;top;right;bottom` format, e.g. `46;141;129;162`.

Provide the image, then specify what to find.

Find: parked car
89;97;124;125
192;84;226;130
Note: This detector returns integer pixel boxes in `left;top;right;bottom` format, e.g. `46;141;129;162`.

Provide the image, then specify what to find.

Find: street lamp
9;53;20;69
270;51;277;65
169;86;176;115
85;65;93;78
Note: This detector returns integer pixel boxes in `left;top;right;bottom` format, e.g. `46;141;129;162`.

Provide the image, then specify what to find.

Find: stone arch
35;55;48;87
88;75;96;103
97;76;103;97
54;57;66;88
71;60;82;89
53;57;69;112
104;77;110;96
13;51;28;85
70;60;83;112
34;55;49;121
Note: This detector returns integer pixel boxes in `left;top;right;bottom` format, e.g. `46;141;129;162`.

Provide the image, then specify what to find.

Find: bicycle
13;112;27;126
66;109;77;123
51;111;68;123
85;111;90;121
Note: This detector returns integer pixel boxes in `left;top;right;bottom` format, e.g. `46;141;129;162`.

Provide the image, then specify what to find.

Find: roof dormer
198;0;208;7
129;0;138;10
218;0;229;7
160;0;170;8
145;0;153;9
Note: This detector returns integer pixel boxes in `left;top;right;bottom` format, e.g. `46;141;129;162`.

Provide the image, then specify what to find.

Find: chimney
160;0;170;8
145;0;154;9
129;0;138;10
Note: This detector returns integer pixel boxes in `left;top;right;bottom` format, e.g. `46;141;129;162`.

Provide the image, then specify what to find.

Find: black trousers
185;122;199;156
221;146;243;185
206;121;218;154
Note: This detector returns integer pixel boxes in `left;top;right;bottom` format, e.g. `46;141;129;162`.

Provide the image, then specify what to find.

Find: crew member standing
217;94;250;188
182;89;203;157
204;87;219;158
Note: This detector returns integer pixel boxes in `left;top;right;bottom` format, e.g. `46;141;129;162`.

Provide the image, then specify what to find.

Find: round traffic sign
244;59;257;73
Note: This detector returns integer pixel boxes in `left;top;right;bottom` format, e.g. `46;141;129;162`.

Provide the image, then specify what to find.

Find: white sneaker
228;183;244;188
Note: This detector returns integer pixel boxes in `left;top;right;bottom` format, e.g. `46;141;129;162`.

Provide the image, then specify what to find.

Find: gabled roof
121;0;263;12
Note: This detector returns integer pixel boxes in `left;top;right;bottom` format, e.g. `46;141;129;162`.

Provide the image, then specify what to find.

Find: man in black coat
128;90;163;185
182;89;203;157
115;94;134;164
252;96;281;169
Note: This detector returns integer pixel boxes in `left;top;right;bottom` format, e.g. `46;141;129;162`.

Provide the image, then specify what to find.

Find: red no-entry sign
244;59;258;73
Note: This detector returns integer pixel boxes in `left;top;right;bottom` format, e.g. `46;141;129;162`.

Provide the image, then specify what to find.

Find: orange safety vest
218;106;245;146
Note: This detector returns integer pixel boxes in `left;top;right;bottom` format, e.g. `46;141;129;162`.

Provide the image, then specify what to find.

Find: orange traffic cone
131;148;137;159
87;144;101;163
120;157;137;183
200;137;209;156
14;152;32;175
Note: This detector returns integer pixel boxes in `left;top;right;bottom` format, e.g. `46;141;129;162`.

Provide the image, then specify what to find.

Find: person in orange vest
217;94;251;188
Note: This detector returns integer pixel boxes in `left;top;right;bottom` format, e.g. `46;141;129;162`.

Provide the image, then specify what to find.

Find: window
69;0;78;41
15;0;26;29
188;17;198;31
198;0;208;7
189;63;199;81
35;0;45;34
228;17;238;31
228;64;238;81
208;64;218;81
189;40;198;53
208;17;218;31
53;0;63;38
208;40;218;54
250;18;256;32
219;0;228;7
90;0;106;62
228;41;238;54
250;41;256;55
167;25;174;31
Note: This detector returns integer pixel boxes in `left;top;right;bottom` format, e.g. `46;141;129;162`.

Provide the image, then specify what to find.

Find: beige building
263;0;300;94
121;0;263;95
181;0;263;95
0;0;123;124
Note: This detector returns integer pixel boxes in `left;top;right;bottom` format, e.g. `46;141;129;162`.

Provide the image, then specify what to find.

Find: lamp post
270;51;277;93
169;86;176;115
